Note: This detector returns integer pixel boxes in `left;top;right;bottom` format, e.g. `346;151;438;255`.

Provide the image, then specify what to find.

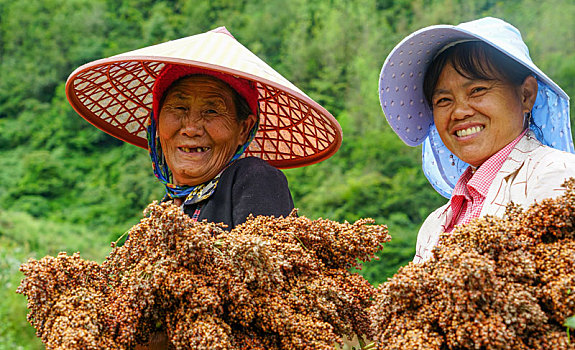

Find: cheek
433;112;449;134
157;116;179;143
157;128;171;149
503;114;526;139
209;119;242;146
493;101;524;133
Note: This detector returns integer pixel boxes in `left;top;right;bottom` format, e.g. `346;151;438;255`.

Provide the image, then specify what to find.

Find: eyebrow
165;91;191;101
432;78;491;98
432;88;450;97
166;91;227;103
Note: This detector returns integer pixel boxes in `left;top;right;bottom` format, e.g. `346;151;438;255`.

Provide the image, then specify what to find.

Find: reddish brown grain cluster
18;205;389;349
370;178;575;350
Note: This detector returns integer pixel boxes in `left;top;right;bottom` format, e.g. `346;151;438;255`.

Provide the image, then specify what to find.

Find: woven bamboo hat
66;27;342;169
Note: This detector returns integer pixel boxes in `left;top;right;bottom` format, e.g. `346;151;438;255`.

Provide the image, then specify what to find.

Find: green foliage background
1;0;573;347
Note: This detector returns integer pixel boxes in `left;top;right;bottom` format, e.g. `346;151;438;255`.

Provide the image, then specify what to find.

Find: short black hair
423;41;532;107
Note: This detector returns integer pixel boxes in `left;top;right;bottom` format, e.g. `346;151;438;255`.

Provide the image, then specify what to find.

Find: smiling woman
65;27;342;349
426;43;538;167
378;17;575;263
146;67;286;227
66;27;342;231
157;75;257;188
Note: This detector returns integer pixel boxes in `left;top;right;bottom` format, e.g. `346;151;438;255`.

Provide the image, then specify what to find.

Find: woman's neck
173;197;184;207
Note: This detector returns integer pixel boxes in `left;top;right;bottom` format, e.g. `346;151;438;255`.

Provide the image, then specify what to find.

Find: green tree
1;0;574;346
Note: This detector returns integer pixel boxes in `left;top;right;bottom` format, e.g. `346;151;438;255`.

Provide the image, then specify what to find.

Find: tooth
456;127;485;137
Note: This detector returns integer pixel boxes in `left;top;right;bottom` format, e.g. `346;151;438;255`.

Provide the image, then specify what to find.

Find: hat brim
379;21;568;147
66;30;342;169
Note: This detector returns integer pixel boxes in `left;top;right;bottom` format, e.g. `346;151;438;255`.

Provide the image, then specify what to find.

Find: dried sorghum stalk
18;205;389;349
370;178;575;350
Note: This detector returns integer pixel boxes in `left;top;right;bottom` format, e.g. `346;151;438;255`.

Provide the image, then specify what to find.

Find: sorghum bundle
18;204;390;349
370;178;575;350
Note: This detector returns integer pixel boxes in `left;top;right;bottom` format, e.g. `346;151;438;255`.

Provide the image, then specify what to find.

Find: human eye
433;96;451;108
470;84;489;95
160;104;183;116
203;100;227;116
200;108;220;118
162;97;188;112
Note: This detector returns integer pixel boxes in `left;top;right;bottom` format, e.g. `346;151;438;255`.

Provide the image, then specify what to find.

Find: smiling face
158;75;256;186
431;63;537;167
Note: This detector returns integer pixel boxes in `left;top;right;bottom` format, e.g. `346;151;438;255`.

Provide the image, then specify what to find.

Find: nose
179;111;205;137
452;98;474;120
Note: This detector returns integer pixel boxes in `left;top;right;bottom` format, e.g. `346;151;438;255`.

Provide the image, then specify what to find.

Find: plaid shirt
415;130;575;263
446;129;527;232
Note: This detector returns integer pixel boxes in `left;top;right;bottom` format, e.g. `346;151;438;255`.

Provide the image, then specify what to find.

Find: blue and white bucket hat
379;17;573;198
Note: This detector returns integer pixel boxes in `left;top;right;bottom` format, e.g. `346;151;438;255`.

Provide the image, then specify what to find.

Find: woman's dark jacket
182;157;294;230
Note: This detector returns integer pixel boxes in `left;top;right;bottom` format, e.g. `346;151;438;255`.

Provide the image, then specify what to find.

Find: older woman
66;27;342;231
379;17;575;263
147;66;292;229
66;27;342;349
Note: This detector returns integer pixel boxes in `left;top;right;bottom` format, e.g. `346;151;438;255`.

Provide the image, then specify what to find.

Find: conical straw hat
66;27;342;168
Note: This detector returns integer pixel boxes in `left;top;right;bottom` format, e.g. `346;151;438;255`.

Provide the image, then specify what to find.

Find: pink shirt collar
448;129;527;230
468;129;527;196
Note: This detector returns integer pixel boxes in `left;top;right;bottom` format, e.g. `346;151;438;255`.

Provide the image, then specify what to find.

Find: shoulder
515;132;575;165
224;157;287;181
523;143;575;177
504;133;575;176
530;145;575;178
218;157;291;198
224;157;294;225
508;143;575;204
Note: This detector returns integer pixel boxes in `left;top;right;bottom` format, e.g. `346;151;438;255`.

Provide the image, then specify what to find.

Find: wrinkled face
158;75;254;186
431;63;536;167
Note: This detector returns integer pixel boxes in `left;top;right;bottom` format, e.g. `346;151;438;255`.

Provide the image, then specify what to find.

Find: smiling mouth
180;147;210;153
455;126;484;138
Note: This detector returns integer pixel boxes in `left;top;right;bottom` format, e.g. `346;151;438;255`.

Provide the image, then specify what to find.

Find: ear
520;75;538;112
238;114;258;145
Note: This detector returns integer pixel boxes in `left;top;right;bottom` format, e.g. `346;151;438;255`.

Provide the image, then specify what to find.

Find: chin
455;147;486;165
171;172;201;187
459;156;484;167
180;171;218;186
